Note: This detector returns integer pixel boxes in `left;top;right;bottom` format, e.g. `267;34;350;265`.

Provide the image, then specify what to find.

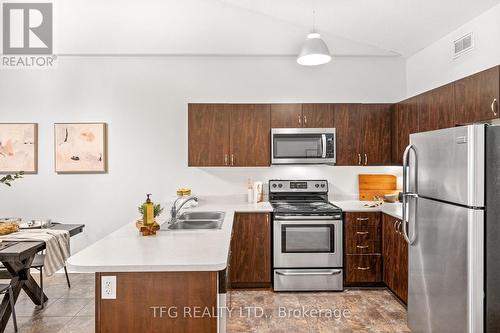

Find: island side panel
95;271;218;333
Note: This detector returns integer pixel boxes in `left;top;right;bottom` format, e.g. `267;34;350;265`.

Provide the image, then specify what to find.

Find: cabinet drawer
345;212;381;228
346;238;381;254
346;254;382;283
346;225;380;240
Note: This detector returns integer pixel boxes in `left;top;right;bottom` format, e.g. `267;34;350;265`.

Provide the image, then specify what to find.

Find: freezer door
409;125;485;207
408;197;484;333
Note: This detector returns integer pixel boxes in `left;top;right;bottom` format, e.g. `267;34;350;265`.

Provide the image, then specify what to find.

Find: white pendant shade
297;32;332;66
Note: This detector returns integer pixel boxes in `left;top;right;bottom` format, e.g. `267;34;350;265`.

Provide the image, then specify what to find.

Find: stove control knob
321;184;326;188
278;184;283;188
272;184;277;188
315;184;320;188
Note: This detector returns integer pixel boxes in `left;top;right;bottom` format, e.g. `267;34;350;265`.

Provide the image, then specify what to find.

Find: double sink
167;211;225;230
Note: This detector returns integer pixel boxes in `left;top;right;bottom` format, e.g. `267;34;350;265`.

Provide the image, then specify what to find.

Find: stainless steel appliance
402;124;500;333
271;128;336;164
270;180;343;291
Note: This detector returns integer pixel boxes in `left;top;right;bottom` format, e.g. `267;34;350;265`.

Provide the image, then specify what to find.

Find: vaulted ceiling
56;0;500;57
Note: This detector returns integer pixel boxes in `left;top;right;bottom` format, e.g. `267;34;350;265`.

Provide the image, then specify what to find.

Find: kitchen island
67;198;272;333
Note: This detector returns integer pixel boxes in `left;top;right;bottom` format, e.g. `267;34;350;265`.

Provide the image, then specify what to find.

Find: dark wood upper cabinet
455;66;500;124
229;213;271;289
334;104;391;166
188;104;230;167
302;104;335;128
418;83;455;133
392;98;419;165
229;104;270;167
333;104;362;165
271;104;303;128
360;104;392;166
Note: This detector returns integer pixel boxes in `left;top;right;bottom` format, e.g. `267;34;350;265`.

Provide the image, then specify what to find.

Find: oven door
274;216;342;268
271;128;336;164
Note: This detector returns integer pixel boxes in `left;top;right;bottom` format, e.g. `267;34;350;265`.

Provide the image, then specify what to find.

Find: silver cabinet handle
393;220;398;232
356;245;369;249
231;154;234;166
357;266;371;271
358;153;361;165
356;217;369;221
356;231;369;235
304;115;307;125
276;269;342;276
364;153;368;165
492;99;498;116
224;154;228;166
298;115;302;126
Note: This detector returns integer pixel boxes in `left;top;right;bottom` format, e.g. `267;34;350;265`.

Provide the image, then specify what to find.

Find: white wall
0;56;405;252
406;3;500;96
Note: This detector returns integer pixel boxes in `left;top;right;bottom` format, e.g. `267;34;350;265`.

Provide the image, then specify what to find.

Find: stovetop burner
271;200;342;214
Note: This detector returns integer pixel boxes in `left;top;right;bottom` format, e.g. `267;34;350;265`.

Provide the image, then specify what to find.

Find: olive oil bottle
142;194;154;226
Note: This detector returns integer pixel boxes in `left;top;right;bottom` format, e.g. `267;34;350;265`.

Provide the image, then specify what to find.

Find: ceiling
56;0;500;57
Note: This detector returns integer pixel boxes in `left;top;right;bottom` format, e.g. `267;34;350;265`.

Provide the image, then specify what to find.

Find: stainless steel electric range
269;180;343;291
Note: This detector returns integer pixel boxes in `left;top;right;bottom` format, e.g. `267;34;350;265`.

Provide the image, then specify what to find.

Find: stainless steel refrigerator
402;124;500;333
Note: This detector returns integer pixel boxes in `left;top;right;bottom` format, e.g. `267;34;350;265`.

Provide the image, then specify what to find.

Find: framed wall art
54;123;107;173
0;123;38;174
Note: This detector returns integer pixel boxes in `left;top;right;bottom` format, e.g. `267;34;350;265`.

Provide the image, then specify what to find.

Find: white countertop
332;200;402;219
67;196;402;273
67;199;273;273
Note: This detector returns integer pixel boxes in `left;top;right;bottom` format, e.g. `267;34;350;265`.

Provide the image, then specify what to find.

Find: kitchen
1;0;500;332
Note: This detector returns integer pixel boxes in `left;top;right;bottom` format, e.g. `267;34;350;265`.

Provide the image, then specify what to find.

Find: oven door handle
276;269;342;277
274;215;341;220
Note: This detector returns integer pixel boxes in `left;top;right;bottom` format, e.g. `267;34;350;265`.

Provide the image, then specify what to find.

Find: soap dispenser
142;194;154;226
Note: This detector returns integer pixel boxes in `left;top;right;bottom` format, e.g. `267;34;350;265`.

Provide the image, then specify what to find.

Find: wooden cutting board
358;174;398;201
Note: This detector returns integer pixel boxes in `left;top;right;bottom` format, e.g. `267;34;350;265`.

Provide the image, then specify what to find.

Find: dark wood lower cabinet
95;272;218;333
382;213;408;303
344;212;382;284
229;213;271;288
346;254;382;283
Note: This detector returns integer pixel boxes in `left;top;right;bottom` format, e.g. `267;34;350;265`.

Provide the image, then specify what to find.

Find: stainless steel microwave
271;128;336;165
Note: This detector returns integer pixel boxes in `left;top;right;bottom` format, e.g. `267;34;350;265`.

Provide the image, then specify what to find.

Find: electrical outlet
101;276;116;299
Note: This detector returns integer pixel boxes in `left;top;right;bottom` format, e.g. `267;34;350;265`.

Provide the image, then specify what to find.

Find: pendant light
297;10;331;66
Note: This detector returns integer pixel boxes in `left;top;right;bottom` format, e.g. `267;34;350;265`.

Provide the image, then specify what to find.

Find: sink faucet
170;196;198;224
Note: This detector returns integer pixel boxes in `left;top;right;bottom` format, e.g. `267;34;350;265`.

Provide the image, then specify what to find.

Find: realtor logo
1;1;56;68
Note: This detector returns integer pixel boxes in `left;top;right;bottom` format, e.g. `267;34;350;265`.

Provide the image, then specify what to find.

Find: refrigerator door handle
402;144;418;245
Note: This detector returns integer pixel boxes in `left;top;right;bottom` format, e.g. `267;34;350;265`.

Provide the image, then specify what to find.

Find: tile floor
3;273;409;333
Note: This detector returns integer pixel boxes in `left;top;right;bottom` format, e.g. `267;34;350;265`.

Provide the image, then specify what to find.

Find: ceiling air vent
454;33;474;58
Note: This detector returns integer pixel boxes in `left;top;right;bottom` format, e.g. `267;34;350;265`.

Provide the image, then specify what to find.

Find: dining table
0;223;84;332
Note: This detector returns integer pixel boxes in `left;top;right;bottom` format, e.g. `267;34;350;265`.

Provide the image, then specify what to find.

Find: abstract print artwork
0;123;38;173
54;123;107;173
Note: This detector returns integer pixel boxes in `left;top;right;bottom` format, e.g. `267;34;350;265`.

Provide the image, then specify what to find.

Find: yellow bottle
142;194;154;226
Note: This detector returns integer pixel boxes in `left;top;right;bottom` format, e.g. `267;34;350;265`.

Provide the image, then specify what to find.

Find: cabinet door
271;104;302;128
397;227;409;304
229;104;271;167
418;83;455;132
455;66;500;124
382;213;396;291
188;104;230;166
392;98;419;165
229;213;271;288
302;104;334;128
333;104;363;165
360;104;392;166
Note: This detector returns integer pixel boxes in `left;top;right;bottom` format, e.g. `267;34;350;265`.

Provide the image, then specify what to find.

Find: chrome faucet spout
170;196;198;224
